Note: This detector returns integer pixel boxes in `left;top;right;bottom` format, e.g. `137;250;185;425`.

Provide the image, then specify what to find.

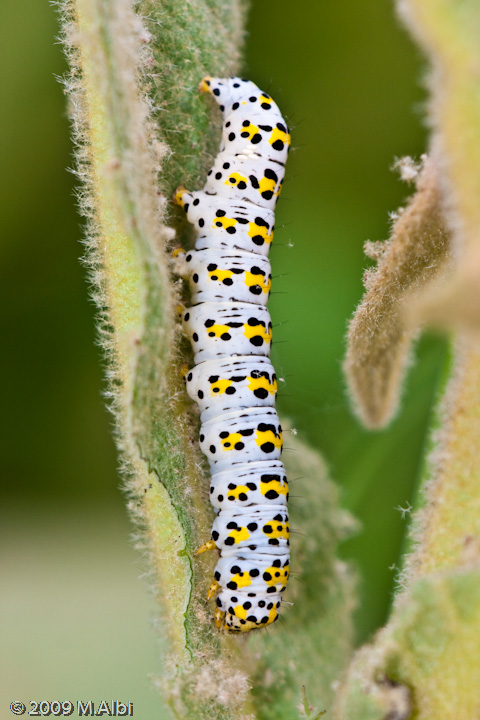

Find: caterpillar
174;76;291;632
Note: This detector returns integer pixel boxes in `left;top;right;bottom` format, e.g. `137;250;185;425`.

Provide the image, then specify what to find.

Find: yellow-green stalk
59;1;356;718
337;2;480;718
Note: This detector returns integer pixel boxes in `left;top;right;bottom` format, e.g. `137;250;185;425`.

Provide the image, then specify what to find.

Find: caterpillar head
199;76;283;122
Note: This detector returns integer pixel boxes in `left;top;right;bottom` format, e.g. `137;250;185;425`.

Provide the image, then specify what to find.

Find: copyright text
9;700;134;716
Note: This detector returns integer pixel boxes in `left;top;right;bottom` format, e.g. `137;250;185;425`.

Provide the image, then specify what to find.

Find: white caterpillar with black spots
174;76;290;632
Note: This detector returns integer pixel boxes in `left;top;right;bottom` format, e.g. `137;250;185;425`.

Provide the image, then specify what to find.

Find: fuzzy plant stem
344;155;451;429
336;2;480;718
59;1;357;719
335;339;480;720
61;1;255;717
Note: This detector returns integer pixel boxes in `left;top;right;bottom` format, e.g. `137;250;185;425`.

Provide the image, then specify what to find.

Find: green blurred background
1;1;446;717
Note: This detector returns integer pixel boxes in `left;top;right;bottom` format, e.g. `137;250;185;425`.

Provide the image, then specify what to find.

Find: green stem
60;1;357;717
334;1;480;716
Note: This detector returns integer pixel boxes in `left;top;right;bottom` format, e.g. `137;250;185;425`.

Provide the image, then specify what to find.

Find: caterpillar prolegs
174;77;291;632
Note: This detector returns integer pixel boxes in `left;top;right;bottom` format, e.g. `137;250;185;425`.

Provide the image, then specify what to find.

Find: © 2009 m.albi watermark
9;700;134;716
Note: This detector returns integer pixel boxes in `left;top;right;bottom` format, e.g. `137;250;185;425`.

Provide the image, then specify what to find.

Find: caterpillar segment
175;76;290;632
